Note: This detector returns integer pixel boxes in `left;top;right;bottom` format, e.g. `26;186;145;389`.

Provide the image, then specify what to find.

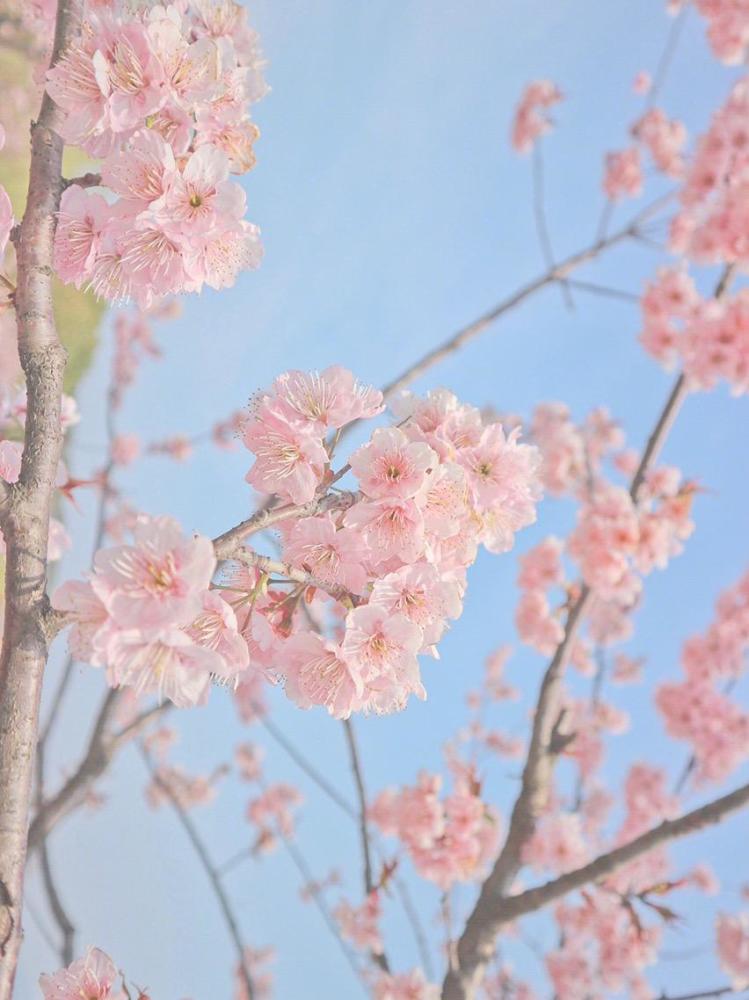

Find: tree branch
0;1;84;991
474;778;749;931
28;691;170;852
212;491;357;561
441;264;737;999
376;192;672;402
232;550;357;605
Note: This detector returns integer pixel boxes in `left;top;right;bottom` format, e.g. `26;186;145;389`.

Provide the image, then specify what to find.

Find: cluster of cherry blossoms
670;74;749;268
53;513;248;707
717;911;749;989
531;763;716;1000
510;79;563;154
52;368;542;715
48;0;266;305
640;266;749;395
514;402;695;660
657;567;749;784
682;0;749;66
603;106;686;201
239;370;542;717
369;768;499;890
372;969;439;1000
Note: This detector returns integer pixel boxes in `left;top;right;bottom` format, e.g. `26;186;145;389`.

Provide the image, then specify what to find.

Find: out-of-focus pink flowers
657;568;749;783
511;79;563;154
373;968;439;1000
602;147;643;201
370;770;499;890
717;912;749;988
334;891;383;954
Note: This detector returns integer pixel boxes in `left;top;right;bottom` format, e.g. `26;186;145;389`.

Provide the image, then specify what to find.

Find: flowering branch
232;549;357;606
0;0;83;991
212;491;358;561
467;777;749;932
442;265;737;999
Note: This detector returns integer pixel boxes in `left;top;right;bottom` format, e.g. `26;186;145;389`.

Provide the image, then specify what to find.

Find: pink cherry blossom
717;912;749;988
272;366;384;430
185;590;250;679
350;427;437;501
373;968;439;1000
54;186;110;288
282;512;369;594
243;400;328;504
511;79;563;154
247;783;303;852
39;947;123;1000
342;604;424;713
91;514;215;629
107;626;223;706
602;147;643;200
344;497;426;567
334;891;383;954
111;432;140;466
283;632;363;719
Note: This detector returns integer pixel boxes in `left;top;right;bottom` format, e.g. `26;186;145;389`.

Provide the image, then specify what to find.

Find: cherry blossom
511;79;563;154
39;947;124;1000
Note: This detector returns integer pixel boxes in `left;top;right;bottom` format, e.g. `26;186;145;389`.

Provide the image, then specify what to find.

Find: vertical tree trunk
0;2;80;994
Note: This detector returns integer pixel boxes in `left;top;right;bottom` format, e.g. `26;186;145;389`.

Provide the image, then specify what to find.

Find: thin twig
233;550;356;605
213;491;357;562
342;720;375;895
342;719;390;973
564;278;640;303
648;4;689;109
274;823;369;995
375;191;673;403
36;839;75;965
655;987;739;1000
258;710;430;976
532;143;573;310
139;746;256;1000
258;711;356;819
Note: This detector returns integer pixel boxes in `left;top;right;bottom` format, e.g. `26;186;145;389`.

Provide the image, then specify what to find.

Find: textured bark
0;2;81;994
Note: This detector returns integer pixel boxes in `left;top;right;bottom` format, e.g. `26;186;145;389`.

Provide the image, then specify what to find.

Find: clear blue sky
18;1;749;997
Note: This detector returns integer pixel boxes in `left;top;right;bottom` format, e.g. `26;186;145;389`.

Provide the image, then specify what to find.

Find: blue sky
18;1;749;997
